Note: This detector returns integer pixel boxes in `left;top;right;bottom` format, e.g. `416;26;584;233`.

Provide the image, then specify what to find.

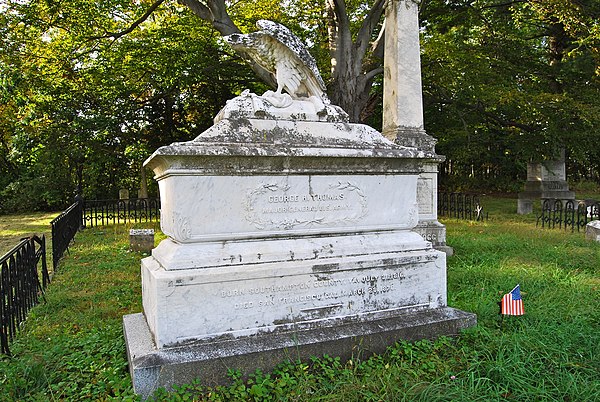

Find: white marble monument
123;18;475;399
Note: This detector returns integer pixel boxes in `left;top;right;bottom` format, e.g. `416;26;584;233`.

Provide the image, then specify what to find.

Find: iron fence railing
81;198;160;228
438;192;487;221
0;235;48;355
50;201;82;271
537;199;600;231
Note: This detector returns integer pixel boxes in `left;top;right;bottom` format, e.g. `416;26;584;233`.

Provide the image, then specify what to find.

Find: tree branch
90;0;166;40
480;0;527;9
178;0;211;21
179;0;239;35
370;19;386;60
364;66;384;82
328;0;350;32
355;0;386;58
474;103;536;132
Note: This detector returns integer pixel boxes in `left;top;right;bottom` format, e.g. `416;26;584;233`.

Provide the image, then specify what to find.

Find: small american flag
501;284;524;316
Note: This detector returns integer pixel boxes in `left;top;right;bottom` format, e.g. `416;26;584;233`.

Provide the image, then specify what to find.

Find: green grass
0;212;59;256
0;203;599;401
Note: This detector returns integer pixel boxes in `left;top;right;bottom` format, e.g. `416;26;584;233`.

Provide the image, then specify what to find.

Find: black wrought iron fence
51;201;82;271
537;199;600;231
1;235;49;355
438;192;487;221
81;198;160;227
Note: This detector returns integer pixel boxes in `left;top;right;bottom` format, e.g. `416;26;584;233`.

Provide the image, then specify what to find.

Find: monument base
124;307;476;399
413;221;453;256
517;190;576;214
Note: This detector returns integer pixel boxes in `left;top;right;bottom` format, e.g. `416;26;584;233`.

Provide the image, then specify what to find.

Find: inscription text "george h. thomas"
268;193;345;203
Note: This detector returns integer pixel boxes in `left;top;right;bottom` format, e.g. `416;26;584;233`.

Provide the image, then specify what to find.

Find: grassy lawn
0;199;598;401
0;212;59;256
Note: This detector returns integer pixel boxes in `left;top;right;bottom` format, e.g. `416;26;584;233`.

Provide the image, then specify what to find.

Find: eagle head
223;32;259;52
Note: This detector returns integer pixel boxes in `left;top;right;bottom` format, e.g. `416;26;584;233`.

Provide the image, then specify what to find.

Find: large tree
0;1;263;208
96;0;388;123
419;0;600;189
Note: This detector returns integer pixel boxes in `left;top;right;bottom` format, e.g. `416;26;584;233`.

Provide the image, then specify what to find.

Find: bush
0;178;72;213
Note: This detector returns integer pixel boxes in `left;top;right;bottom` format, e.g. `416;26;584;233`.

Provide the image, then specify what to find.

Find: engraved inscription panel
159;174;419;242
161;255;445;344
417;178;433;215
244;180;368;230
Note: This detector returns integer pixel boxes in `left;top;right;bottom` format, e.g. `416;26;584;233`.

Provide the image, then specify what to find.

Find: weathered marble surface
586;220;600;242
140;91;445;348
382;0;425;135
143;242;446;347
154;174;418;245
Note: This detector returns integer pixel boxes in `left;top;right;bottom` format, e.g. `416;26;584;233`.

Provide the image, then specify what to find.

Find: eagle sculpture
224;20;329;107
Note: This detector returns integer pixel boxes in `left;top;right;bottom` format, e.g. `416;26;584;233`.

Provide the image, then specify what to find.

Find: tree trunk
139;164;149;199
178;0;385;122
330;60;373;123
326;0;385;122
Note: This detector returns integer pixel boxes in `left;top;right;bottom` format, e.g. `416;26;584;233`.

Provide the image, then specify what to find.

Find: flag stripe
501;289;524;316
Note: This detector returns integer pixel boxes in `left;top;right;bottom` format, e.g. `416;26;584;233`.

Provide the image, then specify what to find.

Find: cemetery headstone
123;13;475;399
518;153;575;214
129;229;155;253
119;188;130;200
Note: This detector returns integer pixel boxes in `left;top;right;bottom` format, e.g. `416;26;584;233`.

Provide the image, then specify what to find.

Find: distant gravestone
517;156;575;214
119;189;130;200
585;221;600;242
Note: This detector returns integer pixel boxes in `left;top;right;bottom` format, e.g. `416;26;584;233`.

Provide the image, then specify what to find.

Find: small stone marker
585;221;600;242
129;229;154;253
119;189;130;200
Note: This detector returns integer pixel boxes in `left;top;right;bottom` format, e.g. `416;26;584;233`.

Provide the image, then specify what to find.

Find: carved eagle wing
224;20;329;103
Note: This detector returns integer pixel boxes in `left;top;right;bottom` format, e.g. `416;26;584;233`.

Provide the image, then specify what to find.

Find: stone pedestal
123;93;475;398
412;161;453;255
518;159;575;214
124;307;474;397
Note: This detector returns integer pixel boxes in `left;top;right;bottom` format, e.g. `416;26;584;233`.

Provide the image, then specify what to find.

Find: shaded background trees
420;0;600;191
0;0;598;212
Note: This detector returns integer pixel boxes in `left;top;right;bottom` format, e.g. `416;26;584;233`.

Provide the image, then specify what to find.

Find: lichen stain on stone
312;263;340;272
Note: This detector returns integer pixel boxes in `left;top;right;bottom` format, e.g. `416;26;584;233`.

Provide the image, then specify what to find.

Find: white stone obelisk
382;0;424;136
382;0;451;254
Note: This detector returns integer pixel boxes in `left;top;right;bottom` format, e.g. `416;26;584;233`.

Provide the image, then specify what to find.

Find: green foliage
0;223;153;401
2;0;600;203
420;0;600;190
1;325;135;401
0;1;263;209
